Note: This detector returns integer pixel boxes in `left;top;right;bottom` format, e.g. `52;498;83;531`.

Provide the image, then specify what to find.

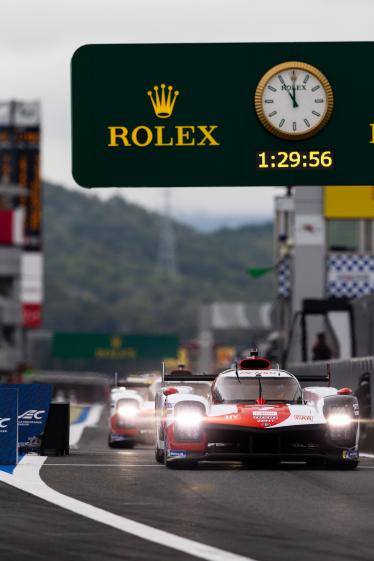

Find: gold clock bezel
254;61;334;140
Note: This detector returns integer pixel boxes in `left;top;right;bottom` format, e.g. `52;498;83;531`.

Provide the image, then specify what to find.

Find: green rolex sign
53;333;179;360
72;42;374;187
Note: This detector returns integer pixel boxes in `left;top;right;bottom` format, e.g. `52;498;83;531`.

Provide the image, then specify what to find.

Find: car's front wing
168;423;359;463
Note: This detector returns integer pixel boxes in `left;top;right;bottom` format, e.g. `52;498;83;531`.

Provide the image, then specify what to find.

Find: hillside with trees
43;182;274;338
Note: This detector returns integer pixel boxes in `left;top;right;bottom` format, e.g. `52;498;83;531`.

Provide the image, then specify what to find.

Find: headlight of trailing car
174;404;205;441
117;404;138;420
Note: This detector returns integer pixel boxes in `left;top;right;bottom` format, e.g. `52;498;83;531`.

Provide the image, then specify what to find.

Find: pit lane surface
1;420;374;561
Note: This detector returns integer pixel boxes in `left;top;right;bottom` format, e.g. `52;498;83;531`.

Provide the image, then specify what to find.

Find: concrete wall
289;356;374;413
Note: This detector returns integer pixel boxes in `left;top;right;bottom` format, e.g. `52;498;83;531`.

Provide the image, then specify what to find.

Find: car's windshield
213;376;301;404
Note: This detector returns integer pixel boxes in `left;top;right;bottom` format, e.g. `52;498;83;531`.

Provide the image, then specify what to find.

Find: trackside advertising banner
0;387;18;464
8;384;52;450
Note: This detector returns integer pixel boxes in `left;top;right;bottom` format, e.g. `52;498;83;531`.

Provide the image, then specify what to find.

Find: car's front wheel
108;436;135;449
165;457;198;469
155;445;164;464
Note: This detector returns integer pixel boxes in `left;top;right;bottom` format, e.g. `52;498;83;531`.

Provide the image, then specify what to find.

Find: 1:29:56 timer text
256;150;334;170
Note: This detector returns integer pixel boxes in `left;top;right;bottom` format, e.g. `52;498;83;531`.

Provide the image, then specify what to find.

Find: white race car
156;355;360;469
155;365;215;463
108;375;159;448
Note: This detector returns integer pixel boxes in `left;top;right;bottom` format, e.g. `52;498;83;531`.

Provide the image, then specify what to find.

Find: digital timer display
256;150;334;170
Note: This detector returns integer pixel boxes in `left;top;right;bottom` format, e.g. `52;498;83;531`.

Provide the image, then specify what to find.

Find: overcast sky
2;0;373;226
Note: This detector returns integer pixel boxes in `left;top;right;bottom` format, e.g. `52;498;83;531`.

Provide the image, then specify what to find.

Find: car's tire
165;459;197;469
121;441;135;449
155;446;164;464
108;437;135;449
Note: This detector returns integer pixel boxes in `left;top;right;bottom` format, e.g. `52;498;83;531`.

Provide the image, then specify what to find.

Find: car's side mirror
163;387;178;396
337;388;353;395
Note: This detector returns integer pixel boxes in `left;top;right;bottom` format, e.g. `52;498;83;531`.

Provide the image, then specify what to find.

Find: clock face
255;62;334;140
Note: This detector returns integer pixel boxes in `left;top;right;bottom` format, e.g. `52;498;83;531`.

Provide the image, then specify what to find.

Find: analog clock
255;61;334;140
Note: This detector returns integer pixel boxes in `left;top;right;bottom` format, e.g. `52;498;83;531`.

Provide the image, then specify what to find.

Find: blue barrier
0;387;18;465
6;384;52;452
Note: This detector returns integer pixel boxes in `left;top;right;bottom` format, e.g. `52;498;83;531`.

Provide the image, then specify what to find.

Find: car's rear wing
296;375;330;383
163;373;217;383
161;361;217;383
294;364;331;386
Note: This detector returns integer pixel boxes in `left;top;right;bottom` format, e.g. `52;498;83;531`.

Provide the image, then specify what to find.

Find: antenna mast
157;188;178;278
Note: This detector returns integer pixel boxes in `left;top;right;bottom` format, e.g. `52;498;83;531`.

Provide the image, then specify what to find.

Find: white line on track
360;453;374;459
0;455;257;561
70;405;103;448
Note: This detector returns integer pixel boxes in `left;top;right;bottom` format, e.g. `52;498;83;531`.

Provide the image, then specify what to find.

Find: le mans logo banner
107;83;220;149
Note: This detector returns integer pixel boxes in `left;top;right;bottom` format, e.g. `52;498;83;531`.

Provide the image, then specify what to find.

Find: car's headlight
327;413;352;427
117;405;138;419
174;406;204;441
175;410;203;428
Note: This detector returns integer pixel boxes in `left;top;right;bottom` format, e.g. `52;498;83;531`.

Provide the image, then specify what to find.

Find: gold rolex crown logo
147;84;179;118
110;336;122;349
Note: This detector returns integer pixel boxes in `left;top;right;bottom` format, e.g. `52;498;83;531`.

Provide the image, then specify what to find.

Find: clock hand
285;86;299;108
292;84;298;108
290;70;299;108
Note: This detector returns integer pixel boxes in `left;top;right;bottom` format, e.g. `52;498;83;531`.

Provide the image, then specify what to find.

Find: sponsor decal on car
169;450;187;457
252;407;278;427
253;410;278;418
294;414;314;422
342;448;359;460
250;405;291;427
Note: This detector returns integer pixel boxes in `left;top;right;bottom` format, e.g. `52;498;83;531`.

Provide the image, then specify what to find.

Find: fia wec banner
0;387;18;465
8;384;52;450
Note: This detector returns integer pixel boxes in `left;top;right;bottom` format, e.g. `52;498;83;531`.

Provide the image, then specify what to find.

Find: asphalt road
1;419;374;561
